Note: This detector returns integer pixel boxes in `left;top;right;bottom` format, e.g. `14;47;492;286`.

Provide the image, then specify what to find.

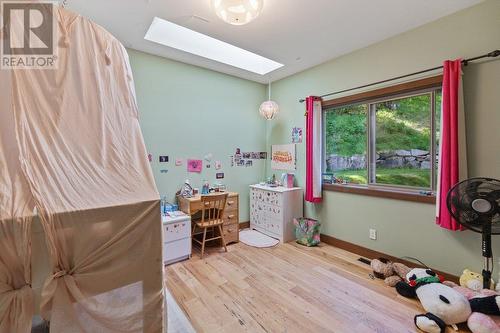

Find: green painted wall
266;0;500;277
128;49;267;222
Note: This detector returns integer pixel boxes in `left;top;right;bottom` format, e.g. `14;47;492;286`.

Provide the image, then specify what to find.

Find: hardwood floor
166;242;469;333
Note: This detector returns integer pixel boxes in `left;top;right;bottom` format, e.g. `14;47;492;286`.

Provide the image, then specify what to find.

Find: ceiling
67;0;483;84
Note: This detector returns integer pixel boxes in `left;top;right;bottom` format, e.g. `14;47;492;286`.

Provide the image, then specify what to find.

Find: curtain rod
298;49;500;103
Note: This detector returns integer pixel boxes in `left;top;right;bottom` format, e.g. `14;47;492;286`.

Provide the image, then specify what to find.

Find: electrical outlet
369;229;377;240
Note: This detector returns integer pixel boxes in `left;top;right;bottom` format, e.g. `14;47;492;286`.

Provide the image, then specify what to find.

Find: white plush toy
396;268;500;333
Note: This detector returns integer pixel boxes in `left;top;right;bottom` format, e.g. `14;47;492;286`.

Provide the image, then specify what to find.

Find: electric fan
447;177;500;289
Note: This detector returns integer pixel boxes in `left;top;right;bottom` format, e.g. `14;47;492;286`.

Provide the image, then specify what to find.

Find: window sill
322;183;436;204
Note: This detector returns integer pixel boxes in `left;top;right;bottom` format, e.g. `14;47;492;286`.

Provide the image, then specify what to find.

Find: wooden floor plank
166;242;469;333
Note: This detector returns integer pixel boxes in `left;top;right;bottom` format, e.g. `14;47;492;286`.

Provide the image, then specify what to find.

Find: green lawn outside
333;168;431;188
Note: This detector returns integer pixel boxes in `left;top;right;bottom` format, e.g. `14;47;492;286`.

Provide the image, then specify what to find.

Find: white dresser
250;184;303;243
162;213;191;265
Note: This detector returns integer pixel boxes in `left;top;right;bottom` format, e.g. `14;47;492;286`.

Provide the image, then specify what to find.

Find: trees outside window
324;88;441;191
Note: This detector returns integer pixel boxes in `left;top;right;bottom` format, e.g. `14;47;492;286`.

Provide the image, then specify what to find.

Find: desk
177;192;240;244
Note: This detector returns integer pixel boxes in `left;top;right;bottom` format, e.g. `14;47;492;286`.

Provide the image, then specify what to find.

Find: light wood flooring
166;242;468;333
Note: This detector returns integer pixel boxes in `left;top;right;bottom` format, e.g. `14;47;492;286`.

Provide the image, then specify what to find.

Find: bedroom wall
128;50;267;222
266;0;500;277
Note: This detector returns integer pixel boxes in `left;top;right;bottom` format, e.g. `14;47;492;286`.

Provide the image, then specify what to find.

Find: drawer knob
227;215;235;219
228;201;235;205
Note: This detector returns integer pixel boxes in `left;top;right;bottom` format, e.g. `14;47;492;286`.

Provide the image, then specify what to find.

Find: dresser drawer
251;188;282;206
163;220;191;242
223;211;238;225
223;223;239;244
163;238;191;265
225;196;238;211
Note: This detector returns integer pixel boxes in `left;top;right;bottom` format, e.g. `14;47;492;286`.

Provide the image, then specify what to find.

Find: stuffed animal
370;258;411;287
396;268;500;333
468;312;500;333
460;269;496;291
443;280;500;333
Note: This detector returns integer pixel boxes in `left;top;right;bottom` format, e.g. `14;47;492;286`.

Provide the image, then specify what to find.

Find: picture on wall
234;154;241;166
292;127;303;143
187;159;203;173
271;144;296;171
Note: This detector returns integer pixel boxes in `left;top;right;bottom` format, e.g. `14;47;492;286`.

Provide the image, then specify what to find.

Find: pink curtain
436;59;467;230
305;96;323;203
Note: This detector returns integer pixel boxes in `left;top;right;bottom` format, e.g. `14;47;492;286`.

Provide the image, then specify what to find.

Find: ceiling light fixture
211;0;264;26
144;17;283;75
260;82;279;120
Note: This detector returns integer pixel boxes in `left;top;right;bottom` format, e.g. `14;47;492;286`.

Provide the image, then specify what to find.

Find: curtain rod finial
489;50;500;57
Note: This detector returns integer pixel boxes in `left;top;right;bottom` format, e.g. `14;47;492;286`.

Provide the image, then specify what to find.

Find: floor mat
239;229;279;248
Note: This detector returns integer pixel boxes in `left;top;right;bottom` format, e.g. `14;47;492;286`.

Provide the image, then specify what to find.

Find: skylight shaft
144;17;283;75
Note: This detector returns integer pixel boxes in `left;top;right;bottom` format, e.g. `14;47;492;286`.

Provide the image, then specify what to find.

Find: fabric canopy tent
0;5;164;332
0;68;35;333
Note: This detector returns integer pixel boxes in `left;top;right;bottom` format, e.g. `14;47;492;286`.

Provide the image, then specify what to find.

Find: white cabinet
250;184;303;243
162;214;191;265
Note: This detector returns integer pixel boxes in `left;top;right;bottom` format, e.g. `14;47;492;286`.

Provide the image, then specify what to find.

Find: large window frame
322;76;442;204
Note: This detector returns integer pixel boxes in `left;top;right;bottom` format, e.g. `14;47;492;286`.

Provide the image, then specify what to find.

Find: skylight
144;17;283;75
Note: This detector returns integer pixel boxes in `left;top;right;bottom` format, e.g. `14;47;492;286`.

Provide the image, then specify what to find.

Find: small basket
293;218;321;247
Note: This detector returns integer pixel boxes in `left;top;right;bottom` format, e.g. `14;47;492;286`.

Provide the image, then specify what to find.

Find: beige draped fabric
1;5;164;332
0;69;35;333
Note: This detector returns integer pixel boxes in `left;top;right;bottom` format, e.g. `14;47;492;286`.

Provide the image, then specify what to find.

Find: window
323;77;442;194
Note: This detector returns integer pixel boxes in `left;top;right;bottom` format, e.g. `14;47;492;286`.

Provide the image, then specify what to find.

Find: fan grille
447;178;500;234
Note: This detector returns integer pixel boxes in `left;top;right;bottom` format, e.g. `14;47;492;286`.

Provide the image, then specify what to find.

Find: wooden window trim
322;75;442;199
323;183;436;204
322;75;442;109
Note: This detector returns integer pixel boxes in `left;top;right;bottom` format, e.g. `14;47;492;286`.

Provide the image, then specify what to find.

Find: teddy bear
460;269;496;291
395;268;500;333
370;257;411;287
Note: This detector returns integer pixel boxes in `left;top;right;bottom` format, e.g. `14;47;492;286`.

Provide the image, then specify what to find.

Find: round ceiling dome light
211;0;264;26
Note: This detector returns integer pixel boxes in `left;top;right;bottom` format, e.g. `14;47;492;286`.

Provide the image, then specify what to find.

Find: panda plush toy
396;268;500;333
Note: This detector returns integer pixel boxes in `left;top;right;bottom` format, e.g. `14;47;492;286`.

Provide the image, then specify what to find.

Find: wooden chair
192;193;228;258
